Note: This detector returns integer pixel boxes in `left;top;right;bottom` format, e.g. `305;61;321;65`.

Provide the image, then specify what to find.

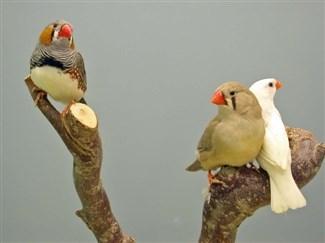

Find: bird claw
208;170;227;187
61;100;76;117
32;88;47;106
246;161;260;170
208;170;215;184
210;178;228;187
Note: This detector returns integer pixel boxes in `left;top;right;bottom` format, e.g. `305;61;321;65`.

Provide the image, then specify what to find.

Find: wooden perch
25;76;135;243
25;76;324;243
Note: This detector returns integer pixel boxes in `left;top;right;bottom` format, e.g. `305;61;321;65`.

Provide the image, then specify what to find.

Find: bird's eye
53;23;58;28
268;82;274;87
229;91;235;96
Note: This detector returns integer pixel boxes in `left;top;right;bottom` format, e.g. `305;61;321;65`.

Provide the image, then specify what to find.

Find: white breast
30;66;84;104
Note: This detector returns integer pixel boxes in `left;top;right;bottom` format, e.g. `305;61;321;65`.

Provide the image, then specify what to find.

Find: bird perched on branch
250;78;306;213
30;20;87;105
186;81;265;182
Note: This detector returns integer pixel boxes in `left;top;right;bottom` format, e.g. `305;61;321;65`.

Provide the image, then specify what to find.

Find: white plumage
250;78;306;214
31;66;84;104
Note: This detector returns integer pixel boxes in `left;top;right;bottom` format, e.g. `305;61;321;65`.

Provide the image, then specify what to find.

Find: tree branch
199;127;325;243
25;76;324;243
25;76;135;243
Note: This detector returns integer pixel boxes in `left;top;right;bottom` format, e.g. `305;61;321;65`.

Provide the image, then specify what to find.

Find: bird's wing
258;113;290;170
196;115;221;160
74;52;87;85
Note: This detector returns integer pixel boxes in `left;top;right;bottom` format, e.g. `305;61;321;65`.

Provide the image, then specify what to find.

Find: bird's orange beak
211;90;226;105
275;80;283;90
58;24;73;38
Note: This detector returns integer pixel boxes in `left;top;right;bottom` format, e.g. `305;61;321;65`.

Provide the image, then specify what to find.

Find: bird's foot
208;170;227;187
32;87;47;106
246;162;252;168
208;170;215;184
61;100;76;117
246;161;260;170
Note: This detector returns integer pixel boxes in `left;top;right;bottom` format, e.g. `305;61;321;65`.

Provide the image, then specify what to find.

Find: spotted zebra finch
30;20;87;105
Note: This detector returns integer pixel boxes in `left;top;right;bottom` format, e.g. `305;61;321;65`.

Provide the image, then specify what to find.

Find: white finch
250;78;306;213
186;81;265;175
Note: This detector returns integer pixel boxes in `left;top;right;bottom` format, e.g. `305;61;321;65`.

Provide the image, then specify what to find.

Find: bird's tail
269;177;289;213
186;160;202;171
262;162;306;214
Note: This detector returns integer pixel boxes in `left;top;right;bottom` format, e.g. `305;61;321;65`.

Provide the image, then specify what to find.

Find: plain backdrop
1;1;324;243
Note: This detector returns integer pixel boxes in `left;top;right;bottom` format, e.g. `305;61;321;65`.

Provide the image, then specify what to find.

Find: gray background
1;1;324;243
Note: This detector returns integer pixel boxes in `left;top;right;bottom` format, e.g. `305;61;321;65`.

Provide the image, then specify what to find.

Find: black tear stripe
231;96;236;110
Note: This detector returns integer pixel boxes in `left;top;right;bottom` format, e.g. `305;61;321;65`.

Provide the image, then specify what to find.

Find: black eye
268;82;274;87
53;23;58;28
229;91;235;96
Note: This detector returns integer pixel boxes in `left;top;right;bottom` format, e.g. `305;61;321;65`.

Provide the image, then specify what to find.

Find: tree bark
25;76;135;243
25;76;324;243
199;127;325;243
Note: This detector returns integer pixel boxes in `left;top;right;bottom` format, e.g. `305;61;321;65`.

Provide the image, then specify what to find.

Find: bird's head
249;78;283;102
38;20;74;48
211;81;262;117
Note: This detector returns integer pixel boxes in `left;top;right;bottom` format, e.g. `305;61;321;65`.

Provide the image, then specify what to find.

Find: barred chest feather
31;66;84;104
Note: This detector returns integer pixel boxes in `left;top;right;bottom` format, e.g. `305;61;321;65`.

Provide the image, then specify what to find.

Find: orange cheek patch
39;26;53;45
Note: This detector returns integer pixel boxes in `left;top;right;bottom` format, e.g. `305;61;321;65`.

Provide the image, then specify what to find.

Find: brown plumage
186;81;265;171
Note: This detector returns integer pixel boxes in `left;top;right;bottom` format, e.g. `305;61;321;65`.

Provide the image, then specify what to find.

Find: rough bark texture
199;127;325;243
25;76;135;243
25;76;324;243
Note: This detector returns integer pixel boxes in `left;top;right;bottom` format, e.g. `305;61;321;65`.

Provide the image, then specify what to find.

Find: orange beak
275;80;283;90
211;90;226;105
